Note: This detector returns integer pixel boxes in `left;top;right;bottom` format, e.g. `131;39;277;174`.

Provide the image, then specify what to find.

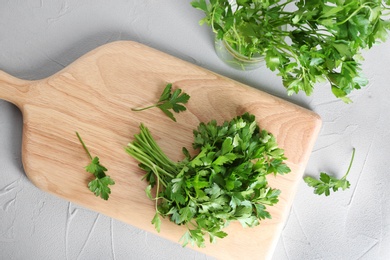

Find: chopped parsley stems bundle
126;113;291;247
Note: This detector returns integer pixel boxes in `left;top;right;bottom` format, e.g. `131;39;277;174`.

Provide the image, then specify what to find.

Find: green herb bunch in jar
191;0;390;102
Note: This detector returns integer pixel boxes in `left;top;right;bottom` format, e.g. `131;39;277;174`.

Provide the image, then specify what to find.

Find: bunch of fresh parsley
126;113;290;247
191;0;390;102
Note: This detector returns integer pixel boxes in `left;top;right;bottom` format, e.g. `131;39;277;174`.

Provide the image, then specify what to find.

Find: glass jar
214;37;265;71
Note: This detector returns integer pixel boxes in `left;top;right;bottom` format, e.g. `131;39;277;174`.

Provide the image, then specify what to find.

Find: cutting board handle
0;70;30;108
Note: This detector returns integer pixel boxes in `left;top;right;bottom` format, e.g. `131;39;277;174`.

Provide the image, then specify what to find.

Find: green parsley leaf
145;184;153;199
88;176;115;200
132;83;190;122
85;157;107;179
304;148;355;196
76;132;115;200
151;212;162;233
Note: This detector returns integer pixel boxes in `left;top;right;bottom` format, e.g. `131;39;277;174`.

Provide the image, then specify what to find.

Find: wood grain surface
0;41;321;260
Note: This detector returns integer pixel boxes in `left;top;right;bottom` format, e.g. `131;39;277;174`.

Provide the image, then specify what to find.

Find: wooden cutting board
0;41;321;260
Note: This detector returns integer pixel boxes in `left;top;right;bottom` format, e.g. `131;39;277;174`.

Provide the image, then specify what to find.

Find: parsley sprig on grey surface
132;83;190;122
191;0;390;102
76;132;115;200
126;113;290;247
304;148;355;196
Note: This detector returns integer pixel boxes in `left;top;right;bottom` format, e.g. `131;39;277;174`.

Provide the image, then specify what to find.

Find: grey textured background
1;1;390;259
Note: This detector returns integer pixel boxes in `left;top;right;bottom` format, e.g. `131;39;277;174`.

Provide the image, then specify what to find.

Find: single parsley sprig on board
304;148;356;196
76;132;115;200
132;83;190;122
126;113;290;247
191;0;390;102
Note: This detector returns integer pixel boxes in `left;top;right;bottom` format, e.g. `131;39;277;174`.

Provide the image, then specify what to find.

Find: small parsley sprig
304;148;355;196
76;132;115;200
126;113;290;247
132;83;190;122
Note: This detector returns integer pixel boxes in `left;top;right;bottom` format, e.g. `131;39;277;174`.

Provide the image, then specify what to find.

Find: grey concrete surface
1;1;390;259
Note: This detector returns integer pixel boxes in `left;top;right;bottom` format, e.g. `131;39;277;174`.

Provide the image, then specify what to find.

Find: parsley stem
131;104;158;111
341;148;356;180
210;3;219;34
334;4;370;25
275;0;294;9
76;132;93;160
155;170;161;210
229;26;243;53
